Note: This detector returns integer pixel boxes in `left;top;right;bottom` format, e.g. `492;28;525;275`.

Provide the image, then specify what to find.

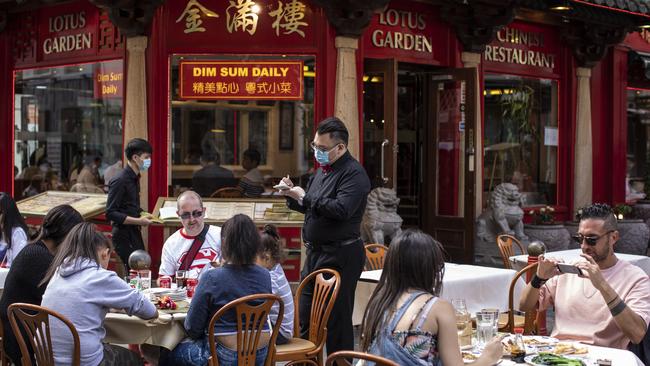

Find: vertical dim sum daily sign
179;61;304;100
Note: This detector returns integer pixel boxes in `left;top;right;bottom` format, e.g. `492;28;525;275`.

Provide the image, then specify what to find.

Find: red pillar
0;31;14;195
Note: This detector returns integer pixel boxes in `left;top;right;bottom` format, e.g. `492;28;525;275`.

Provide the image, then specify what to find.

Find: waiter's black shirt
106;164;141;226
287;151;370;246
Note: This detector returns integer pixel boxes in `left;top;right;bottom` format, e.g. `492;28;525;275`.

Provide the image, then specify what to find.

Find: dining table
509;249;650;275
353;263;526;325
104;298;189;350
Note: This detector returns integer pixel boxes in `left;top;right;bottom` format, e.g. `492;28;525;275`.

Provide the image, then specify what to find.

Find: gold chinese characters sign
179;60;304;100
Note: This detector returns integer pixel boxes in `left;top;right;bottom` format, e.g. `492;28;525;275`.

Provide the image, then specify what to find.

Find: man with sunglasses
280;117;371;356
519;203;650;349
159;190;222;280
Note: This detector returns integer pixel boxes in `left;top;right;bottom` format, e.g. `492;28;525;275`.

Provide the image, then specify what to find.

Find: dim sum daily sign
179;60;304;100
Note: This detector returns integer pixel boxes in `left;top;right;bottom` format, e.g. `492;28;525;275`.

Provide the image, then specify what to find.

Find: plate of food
462;351;479;364
550;342;589;356
503;335;559;354
524;353;586;366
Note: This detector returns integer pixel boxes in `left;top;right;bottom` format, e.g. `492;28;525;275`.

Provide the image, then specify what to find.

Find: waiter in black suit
281;117;371;354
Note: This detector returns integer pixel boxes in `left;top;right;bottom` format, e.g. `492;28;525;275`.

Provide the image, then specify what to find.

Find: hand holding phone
556;263;583;276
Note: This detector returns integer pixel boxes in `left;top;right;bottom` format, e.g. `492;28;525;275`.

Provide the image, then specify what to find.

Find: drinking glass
476;311;495;347
137;269;151;293
481;308;500;336
451;299;472;347
175;270;187;288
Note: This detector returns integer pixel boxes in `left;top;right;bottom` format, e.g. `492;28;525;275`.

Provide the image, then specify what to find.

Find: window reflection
13;60;124;199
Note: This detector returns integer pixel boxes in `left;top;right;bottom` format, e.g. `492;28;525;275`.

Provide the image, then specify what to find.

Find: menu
153;197;304;227
17;191;107;219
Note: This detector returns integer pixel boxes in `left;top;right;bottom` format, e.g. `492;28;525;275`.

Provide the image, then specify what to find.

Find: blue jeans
161;337;268;366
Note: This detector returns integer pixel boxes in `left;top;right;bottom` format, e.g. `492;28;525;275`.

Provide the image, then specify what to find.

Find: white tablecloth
509;249;650;275
353;263;526;325
104;312;187;350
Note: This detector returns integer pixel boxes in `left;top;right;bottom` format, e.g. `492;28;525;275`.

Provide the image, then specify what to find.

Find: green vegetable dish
530;352;586;366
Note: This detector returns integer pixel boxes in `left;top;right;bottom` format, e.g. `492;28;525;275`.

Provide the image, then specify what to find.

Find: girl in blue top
163;214;272;366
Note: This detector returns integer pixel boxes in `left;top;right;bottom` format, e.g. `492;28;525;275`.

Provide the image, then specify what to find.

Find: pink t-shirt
539;258;650;349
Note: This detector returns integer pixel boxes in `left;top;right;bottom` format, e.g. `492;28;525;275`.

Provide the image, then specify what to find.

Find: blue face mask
314;147;334;165
140;157;151;172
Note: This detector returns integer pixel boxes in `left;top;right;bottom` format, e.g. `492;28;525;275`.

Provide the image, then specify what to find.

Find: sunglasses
179;210;203;220
571;230;614;246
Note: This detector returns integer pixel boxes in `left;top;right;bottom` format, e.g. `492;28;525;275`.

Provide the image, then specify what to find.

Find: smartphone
556;263;583;276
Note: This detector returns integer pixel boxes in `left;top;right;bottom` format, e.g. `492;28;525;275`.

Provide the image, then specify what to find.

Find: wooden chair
0;317;11;366
8;303;80;366
364;244;388;271
211;187;244;198
208;293;283;366
326;350;399;366
274;269;341;365
496;234;525;269
501;262;538;334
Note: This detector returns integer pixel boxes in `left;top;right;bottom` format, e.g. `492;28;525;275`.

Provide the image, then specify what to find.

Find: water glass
476;311;496;347
481;308;500;336
175;270;187;288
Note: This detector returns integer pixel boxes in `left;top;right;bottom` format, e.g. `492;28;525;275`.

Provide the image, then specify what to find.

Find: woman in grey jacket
41;222;158;366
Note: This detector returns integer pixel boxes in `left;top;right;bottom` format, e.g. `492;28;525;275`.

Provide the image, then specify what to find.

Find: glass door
421;69;477;263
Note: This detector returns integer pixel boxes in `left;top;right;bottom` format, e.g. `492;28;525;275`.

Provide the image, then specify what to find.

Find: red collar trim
180;229;197;239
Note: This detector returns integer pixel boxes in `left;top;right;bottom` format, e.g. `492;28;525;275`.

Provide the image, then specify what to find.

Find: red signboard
39;1;98;62
624;30;650;53
362;1;452;65
483;21;563;78
179;61;304;100
94;59;123;99
166;0;319;52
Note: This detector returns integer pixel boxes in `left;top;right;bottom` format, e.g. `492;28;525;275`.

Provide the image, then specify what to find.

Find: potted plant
613;203;649;255
524;205;571;252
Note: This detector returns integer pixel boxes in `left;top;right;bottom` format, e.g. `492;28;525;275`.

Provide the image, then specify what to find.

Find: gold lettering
195;67;217;77
416;14;426;30
372;30;384;47
394;32;404;49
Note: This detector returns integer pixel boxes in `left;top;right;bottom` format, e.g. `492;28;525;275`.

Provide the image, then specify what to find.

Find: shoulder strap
387;291;427;332
179;224;210;271
413;296;439;331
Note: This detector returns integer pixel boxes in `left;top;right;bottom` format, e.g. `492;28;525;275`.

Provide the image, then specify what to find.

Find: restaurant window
483;74;559;207
169;55;315;198
626;88;650;203
13;60;124;200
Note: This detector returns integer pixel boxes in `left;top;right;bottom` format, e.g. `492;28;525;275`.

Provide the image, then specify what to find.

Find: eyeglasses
179;210;203;220
571;230;614;246
310;141;339;153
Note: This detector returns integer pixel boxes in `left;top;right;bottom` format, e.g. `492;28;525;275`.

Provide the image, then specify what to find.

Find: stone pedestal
564;221;580;249
524;224;570;252
616;219;650;255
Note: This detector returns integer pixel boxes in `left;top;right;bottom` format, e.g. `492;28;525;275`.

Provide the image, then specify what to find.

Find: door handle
381;139;389;184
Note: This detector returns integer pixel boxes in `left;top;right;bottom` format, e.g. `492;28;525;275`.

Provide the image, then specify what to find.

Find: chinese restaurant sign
483;21;561;76
362;1;451;65
11;0;124;67
179;61;304;100
167;0;318;51
623;30;650;53
94;60;123;99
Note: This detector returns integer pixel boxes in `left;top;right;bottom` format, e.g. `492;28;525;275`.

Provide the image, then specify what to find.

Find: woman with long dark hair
361;229;503;366
0;192;29;267
41;222;158;366
163;214;272;366
0;204;83;364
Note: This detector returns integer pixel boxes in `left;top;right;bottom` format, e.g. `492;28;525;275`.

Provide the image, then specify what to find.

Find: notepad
159;207;178;220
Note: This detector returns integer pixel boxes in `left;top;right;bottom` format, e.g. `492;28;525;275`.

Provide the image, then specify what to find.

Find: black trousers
111;225;144;272
299;240;365;354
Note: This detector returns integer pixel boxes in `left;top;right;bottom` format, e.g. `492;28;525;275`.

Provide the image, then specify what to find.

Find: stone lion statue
361;187;403;245
476;183;528;242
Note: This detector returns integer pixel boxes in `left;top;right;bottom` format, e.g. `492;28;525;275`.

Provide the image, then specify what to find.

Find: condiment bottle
511;327;526;362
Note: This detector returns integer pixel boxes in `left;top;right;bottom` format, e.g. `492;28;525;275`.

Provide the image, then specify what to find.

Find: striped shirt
270;263;294;339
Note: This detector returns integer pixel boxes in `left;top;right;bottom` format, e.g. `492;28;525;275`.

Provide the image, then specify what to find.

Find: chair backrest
496;234;525;269
294;268;341;347
208;293;283;366
325;350;399;366
506;262;538;334
364;244;388;271
211;186;244;198
8;303;80;366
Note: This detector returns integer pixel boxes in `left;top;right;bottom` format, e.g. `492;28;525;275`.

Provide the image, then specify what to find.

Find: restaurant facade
0;0;648;271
